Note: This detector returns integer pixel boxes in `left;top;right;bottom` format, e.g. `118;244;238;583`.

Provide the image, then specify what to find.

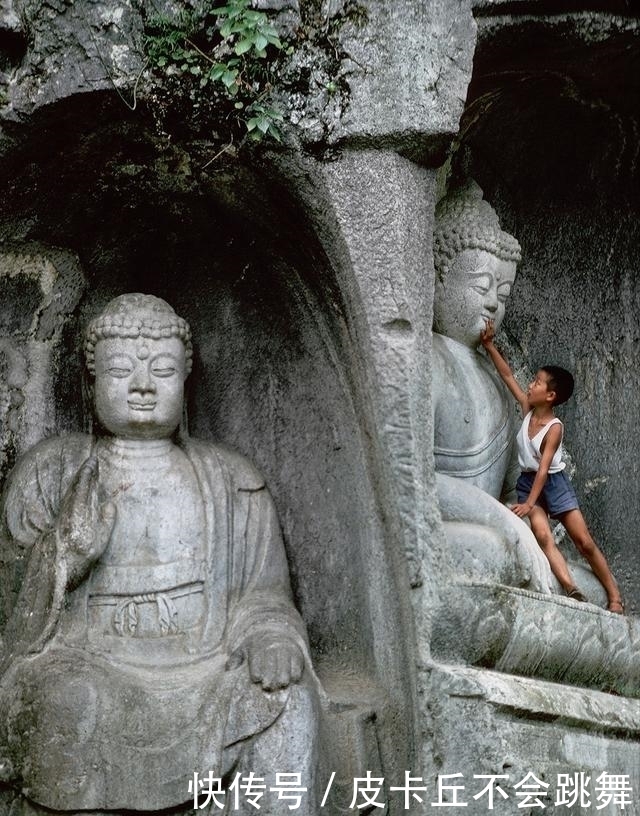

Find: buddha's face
433;249;516;348
93;335;187;439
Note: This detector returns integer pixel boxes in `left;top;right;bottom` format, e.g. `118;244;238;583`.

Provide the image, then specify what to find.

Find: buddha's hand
480;318;495;347
234;634;305;691
57;455;116;587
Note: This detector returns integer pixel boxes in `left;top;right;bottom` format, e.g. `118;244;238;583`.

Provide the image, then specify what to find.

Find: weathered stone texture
0;1;639;814
0;245;85;481
332;0;475;156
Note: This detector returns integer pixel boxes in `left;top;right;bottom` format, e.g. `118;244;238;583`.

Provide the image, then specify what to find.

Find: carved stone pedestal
433;584;640;697
427;664;640;816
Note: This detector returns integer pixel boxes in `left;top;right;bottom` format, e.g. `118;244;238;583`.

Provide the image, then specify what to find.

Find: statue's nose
484;288;499;312
129;370;156;394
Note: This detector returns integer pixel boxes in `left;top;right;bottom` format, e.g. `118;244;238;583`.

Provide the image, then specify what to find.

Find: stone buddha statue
429;183;640;696
0;294;318;815
432;181;556;594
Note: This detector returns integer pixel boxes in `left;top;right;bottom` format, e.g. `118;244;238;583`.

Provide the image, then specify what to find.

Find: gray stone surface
427;665;640;816
0;142;422;809
426;11;640;808
0;0;475;155
0;294;320;814
0;1;639;813
0;0;146;121
328;0;476;157
0;244;85;483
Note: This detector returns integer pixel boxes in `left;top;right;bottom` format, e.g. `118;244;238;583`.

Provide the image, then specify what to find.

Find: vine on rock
143;0;369;154
144;0;287;144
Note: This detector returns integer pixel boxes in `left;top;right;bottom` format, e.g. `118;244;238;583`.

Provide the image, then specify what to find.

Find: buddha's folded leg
222;675;320;816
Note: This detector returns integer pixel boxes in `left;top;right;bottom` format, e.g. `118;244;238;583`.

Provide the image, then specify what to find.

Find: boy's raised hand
479;318;529;413
480;318;496;347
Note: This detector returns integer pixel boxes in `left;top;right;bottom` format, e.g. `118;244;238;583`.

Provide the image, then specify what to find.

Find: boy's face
527;370;555;407
434;249;516;348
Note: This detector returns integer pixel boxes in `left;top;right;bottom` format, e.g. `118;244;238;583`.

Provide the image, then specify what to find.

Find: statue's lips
128;401;156;411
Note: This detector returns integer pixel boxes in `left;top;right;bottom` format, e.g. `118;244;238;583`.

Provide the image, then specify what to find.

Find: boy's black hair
540;365;574;406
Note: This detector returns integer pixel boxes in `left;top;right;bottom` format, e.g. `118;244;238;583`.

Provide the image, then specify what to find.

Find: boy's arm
511;423;563;517
480;319;529;415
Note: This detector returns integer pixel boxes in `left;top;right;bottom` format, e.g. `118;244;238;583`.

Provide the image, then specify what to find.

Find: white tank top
517;411;566;473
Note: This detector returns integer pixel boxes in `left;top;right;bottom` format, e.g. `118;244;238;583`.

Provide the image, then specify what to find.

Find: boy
480;318;624;613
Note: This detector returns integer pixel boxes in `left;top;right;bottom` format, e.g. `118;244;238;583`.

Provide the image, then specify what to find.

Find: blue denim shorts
516;470;579;519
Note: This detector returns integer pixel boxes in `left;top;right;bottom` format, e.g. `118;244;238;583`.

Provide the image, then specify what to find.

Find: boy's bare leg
558;508;623;612
528;506;576;592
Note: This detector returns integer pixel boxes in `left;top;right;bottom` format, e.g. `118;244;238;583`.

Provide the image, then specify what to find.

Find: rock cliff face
0;6;475;813
0;0;473;152
1;2;640;814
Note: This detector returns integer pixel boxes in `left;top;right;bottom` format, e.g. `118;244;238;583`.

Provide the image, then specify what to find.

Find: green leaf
246;117;259;131
235;38;253;55
254;34;268;51
222;69;238;87
210;64;226;80
234;101;244;109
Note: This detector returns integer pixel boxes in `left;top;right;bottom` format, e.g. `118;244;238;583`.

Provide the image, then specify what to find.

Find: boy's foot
566;587;587;602
607;599;625;614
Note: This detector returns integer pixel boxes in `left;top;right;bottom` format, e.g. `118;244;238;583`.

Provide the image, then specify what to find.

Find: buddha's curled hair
434;180;522;279
84;293;193;376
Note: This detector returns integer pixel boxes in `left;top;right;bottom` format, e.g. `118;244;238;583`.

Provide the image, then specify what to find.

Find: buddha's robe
433;333;518;497
0;433;312;812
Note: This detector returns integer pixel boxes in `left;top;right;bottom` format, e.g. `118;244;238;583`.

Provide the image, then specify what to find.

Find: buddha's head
433;180;521;348
85;294;192;439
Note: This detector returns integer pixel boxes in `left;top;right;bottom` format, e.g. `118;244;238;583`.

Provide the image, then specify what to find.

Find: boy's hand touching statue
480;318;496;347
510;501;534;519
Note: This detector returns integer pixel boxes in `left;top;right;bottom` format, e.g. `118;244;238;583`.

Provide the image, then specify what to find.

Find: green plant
245;101;284;141
217;1;282;57
144;0;286;143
